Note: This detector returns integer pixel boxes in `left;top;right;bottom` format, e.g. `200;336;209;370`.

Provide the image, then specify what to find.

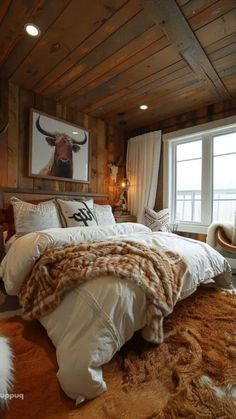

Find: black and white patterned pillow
56;199;97;227
144;207;170;232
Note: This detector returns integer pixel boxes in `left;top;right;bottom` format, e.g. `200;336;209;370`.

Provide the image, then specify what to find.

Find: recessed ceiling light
139;104;148;110
24;23;40;37
72;131;79;135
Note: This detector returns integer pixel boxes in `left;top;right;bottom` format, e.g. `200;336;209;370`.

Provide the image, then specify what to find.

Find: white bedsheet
0;223;232;403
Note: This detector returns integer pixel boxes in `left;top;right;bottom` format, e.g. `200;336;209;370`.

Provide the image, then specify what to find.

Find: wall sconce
121;178;129;189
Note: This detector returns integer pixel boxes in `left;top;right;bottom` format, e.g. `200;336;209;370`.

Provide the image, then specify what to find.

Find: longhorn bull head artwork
35;116;88;179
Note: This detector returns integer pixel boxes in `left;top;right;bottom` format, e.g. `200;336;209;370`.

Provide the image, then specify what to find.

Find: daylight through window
166;119;236;233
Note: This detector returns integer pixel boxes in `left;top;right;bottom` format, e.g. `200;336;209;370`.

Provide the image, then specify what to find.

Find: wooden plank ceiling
0;0;235;133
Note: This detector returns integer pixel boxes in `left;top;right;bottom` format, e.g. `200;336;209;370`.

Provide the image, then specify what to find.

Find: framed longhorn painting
29;109;90;183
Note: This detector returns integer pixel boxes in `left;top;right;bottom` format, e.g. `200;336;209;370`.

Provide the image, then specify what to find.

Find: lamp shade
121;178;129;188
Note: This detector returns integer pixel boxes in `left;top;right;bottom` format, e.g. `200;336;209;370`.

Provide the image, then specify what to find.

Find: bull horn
36;116;55;138
0;122;8;136
73;131;87;145
114;154;123;167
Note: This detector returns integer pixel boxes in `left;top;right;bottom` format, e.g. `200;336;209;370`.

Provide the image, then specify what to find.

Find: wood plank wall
128;98;236;242
0;80;124;202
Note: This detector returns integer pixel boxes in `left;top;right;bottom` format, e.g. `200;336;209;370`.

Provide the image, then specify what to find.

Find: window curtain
126;130;162;223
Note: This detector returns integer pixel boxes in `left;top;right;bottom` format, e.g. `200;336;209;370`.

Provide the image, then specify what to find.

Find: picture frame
29;109;90;183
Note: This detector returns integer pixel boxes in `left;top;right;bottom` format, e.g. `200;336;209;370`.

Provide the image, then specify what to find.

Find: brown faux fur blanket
18;240;187;344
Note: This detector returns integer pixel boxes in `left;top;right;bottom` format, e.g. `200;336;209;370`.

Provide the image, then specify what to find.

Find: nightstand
115;214;137;223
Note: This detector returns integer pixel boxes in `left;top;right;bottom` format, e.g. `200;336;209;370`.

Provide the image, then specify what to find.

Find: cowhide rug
1;287;236;419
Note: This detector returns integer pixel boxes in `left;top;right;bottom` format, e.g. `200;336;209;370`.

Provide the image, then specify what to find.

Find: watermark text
0;393;24;401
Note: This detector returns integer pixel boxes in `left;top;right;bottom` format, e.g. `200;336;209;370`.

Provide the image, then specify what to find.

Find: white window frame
163;115;236;234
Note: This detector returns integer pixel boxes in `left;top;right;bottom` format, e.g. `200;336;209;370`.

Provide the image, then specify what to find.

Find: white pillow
93;204;116;226
56;199;97;227
144;207;170;232
10;197;61;236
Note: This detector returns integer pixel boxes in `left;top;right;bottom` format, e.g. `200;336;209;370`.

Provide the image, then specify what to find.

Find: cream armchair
216;227;236;254
207;222;236;273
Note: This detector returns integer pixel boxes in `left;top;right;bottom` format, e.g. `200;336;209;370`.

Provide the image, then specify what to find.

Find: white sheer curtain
126;130;162;223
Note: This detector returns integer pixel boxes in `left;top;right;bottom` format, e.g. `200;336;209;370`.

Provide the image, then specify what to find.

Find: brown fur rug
1;287;236;419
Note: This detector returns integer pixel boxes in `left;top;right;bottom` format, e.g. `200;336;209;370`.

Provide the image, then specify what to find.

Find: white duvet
0;223;232;404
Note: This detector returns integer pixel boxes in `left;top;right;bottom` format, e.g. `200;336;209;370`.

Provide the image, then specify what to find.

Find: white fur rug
0;336;13;408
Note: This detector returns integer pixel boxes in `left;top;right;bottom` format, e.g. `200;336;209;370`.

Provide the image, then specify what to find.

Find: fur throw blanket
18;241;187;344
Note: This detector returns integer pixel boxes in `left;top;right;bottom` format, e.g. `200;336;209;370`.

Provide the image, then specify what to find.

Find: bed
0;188;232;405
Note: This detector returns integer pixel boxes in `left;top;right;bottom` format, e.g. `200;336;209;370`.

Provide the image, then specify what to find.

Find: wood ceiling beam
139;0;231;101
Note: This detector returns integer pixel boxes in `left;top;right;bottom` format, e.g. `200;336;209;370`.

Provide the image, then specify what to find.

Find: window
175;140;202;223
164;116;236;233
213;133;236;222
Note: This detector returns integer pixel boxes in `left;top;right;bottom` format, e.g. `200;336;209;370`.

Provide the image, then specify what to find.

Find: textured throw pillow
144;207;170;232
56;199;97;227
10;197;61;236
93;204;116;226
